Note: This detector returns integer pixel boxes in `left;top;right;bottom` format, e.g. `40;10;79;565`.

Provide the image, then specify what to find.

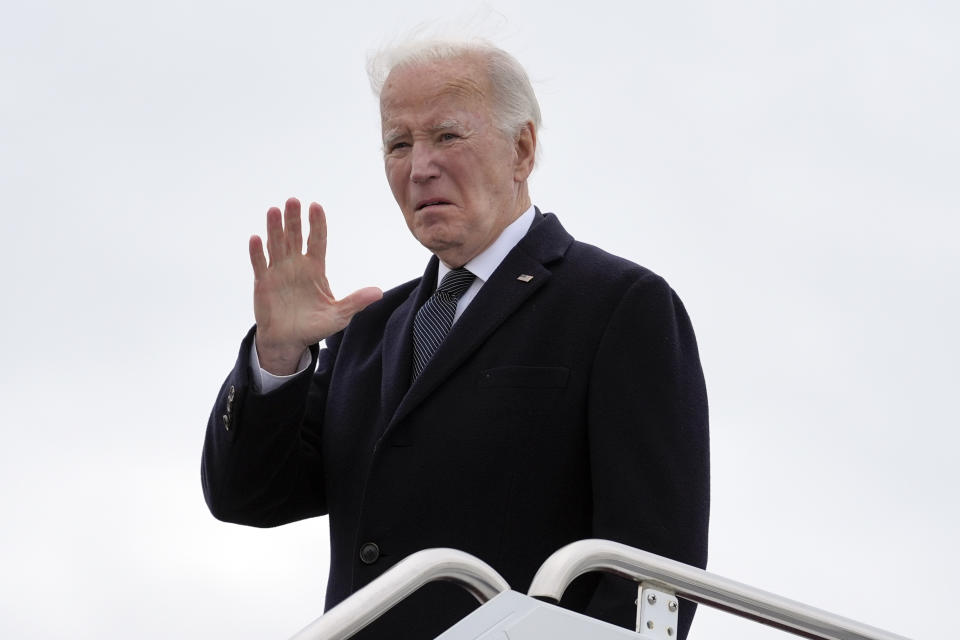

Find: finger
249;235;268;279
284;197;303;255
306;202;327;264
336;286;384;320
265;206;285;264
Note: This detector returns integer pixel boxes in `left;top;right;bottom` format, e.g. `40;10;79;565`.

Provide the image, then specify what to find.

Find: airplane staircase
288;539;911;640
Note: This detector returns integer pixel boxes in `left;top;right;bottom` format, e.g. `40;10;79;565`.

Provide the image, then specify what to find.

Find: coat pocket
478;365;570;389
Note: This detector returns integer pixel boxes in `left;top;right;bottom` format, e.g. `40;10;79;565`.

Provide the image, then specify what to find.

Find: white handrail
288;548;510;640
528;539;911;640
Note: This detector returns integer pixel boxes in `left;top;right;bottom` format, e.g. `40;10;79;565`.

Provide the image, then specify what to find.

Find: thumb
336;286;384;321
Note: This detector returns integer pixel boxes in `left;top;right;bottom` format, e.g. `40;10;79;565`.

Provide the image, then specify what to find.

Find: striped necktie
412;267;475;379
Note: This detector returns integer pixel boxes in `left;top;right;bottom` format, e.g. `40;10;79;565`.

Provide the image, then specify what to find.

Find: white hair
367;38;542;144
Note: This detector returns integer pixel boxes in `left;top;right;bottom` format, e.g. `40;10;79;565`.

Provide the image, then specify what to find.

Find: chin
418;234;458;254
414;232;464;262
414;222;459;249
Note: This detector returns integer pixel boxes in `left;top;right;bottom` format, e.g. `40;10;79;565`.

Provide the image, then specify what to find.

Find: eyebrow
431;119;464;132
382;128;402;148
382;120;466;149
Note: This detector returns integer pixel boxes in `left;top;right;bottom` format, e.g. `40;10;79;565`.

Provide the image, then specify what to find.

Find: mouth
415;199;453;211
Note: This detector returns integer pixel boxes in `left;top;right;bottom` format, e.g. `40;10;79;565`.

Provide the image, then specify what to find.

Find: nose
409;143;440;184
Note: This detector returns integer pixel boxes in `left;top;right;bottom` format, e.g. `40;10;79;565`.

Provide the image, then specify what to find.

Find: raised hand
249;198;383;375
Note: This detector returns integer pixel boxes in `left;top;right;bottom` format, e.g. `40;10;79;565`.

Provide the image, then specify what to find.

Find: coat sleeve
584;273;710;640
201;326;338;528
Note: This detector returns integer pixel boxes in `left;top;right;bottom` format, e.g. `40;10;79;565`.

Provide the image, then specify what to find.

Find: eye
388;141;410;152
439;132;459;142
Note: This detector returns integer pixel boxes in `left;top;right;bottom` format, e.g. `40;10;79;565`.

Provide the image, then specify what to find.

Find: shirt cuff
249;341;312;393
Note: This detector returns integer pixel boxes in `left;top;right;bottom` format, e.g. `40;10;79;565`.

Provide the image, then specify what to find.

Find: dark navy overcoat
202;212;710;639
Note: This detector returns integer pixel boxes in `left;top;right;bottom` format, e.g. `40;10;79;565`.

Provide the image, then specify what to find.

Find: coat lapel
381;212;573;438
379;258;438;428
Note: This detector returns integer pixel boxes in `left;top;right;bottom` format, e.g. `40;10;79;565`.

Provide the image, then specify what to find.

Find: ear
513;121;537;182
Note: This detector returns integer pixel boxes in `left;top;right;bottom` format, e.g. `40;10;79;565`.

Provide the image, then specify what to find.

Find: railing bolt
647;593;657;605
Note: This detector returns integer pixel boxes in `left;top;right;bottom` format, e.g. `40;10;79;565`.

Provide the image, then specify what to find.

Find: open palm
250;198;382;374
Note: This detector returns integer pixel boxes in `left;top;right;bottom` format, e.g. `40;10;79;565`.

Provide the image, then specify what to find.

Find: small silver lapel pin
517;274;534;283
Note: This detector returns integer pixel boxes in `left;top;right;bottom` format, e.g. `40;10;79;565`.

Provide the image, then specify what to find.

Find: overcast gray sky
2;1;957;638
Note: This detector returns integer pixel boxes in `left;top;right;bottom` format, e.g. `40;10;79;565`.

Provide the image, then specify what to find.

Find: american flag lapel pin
516;274;534;283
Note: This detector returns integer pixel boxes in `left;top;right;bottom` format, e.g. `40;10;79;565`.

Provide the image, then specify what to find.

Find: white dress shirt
251;205;536;393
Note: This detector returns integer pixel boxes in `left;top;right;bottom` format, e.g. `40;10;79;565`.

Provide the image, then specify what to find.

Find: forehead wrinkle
379;74;486;112
441;75;487;102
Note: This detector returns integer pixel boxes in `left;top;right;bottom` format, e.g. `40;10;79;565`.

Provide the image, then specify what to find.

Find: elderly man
202;40;709;639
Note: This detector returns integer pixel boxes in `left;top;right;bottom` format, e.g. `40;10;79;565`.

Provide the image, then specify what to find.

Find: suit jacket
202;211;709;639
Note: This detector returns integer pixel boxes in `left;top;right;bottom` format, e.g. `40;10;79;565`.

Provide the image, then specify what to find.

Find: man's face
380;56;531;267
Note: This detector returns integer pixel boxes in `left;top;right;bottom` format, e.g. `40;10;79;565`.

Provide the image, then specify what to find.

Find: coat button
222;414;230;431
359;542;380;564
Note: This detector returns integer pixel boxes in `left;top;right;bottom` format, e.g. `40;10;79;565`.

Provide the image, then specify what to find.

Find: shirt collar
436;205;536;286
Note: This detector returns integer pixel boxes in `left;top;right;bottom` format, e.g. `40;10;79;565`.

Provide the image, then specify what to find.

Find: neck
436;198;533;269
